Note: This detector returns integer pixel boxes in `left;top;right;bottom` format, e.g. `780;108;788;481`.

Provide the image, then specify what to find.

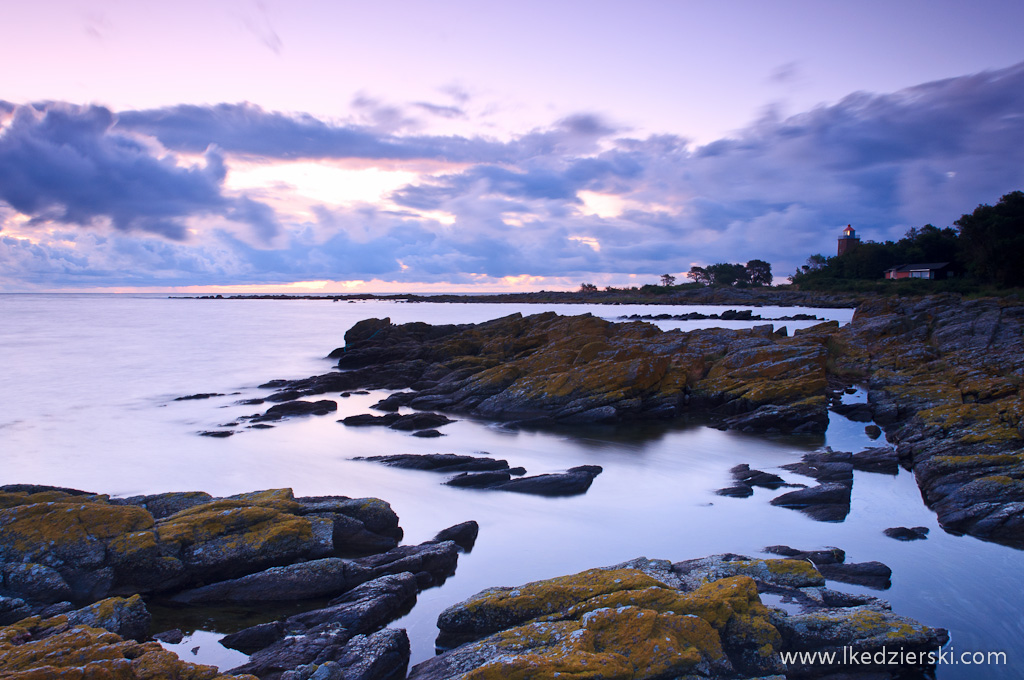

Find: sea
1;293;1020;678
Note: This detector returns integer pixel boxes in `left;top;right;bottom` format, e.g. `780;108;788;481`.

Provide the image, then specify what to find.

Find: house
837;224;859;256
883;262;953;280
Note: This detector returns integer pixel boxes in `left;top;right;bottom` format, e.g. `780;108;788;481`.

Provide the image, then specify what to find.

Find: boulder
430;521;479;552
884;526;930;541
355;453;510;473
816;561;893;590
277;628;410;680
770;483;852;522
486;465;603;496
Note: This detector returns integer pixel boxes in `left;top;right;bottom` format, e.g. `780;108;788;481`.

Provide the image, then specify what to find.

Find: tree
744;259;772;286
660;273;677;286
578;282;598;292
705;262;749;286
955;191;1024;286
687;266;711;285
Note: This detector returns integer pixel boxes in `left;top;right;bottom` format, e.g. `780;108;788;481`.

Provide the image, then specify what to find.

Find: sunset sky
2;0;1024;292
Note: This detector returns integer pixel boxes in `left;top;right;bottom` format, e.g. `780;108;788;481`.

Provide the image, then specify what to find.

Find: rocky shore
1;483;948;679
243;293;1022;549
0;484;465;679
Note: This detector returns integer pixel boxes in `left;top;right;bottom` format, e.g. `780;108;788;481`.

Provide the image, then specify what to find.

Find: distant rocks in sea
619;309;822;322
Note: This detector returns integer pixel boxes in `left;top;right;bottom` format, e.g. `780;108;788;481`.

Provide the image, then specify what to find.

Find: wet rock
731;463;786;489
884;526;930;541
371;392;417;412
419;554;944;680
341;413;401;426
716;485;754;498
2;562;73;604
387;412;455;431
169;557;372;604
278;628;410;680
829;401;874;421
199;430;234;437
443;471;512;488
770;483;852;522
355;453;512;473
221;620;286;654
352;541;460;590
64;594;151;641
816;561;892;590
431;521;479;552
152;628;185;644
487;465;603;496
762;545;846;566
285;572;418;634
112;491;214;519
0;595;32;625
174;392;224;401
851;446;899;475
781;450;854;485
412;429;443;437
0;603;253;679
864;424;882;439
254;399;338;422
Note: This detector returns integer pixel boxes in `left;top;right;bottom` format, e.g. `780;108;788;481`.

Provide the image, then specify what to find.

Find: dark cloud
413;102;466;119
116;102;511;163
0;102;278;241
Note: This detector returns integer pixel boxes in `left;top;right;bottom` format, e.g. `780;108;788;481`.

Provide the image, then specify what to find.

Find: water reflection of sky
0;296;1017;679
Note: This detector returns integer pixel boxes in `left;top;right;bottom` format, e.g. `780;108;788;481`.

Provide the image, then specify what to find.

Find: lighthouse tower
838;224;859;256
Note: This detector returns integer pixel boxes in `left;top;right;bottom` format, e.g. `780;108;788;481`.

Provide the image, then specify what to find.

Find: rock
829;401;874;421
371;392;417;412
230;624;355;679
152;628;185;644
254;399;338;422
169;557;372;604
781;450;854;484
774;605;947;676
730;463;786;489
199;430;234;437
112;491;214;519
851;446;900;475
277;628;410;680
0;607;255;680
762;545;846;565
716;485;754;498
355;453;511;473
770;483;852;522
221;620;286;654
443;471;512;488
387;412;455;431
816;561;893;590
285;572;418;634
0;595;33;625
486;465;603;496
412;429;443;437
431;521;479;552
672;554;825;591
2;562;73;604
174;393;224;401
64;594;151;641
864;424;882;439
341;413;401;426
352;541;460;590
884;526;930;541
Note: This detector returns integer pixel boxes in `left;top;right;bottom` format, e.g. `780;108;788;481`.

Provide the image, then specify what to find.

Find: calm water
1;294;1019;678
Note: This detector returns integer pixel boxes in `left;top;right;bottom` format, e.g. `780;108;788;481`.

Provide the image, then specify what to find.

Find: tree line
791;190;1024;288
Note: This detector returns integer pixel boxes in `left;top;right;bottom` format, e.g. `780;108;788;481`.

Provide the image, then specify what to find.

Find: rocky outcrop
0;486;402;606
828;295;1024;548
0;596;257;679
0;484;467;680
253;313;833;434
413;555;946;680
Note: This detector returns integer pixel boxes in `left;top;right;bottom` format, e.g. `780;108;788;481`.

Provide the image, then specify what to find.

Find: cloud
0;102;279;241
3;62;1024;289
116;102;511;163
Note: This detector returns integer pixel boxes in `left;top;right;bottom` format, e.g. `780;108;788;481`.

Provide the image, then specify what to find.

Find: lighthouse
838;224;859;256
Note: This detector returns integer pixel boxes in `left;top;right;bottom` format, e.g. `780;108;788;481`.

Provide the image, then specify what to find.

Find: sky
2;0;1024;292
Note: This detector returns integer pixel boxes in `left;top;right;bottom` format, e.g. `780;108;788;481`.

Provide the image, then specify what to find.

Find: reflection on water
0;295;1020;679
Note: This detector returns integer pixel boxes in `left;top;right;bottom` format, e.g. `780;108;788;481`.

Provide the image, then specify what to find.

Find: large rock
249;312;833;433
416;555;946;679
770;483;852;522
0;597;254;680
